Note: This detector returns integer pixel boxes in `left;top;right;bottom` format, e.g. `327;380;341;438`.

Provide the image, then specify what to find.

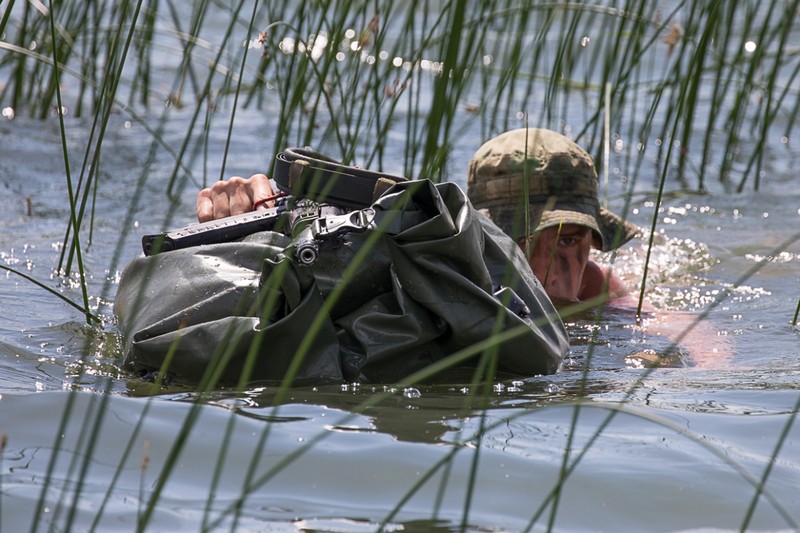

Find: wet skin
524;224;629;307
196;173;276;222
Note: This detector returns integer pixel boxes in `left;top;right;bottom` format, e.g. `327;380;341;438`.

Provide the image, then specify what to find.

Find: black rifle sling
273;148;408;209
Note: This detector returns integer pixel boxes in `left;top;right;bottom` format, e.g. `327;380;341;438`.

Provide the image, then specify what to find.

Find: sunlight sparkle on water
745;252;796;263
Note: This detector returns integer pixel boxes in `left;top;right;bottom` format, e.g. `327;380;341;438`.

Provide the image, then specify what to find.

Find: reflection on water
2;384;799;531
1;109;799;530
2;1;800;529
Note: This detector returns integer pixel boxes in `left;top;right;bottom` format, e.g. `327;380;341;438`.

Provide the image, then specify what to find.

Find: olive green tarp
115;180;568;384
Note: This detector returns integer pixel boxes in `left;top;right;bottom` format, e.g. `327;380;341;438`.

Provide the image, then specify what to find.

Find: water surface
1;2;800;531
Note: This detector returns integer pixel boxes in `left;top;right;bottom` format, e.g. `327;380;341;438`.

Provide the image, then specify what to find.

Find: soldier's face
526;224;593;305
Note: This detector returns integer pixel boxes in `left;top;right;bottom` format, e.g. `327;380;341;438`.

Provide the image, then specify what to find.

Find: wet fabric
115;180;569;385
467;128;640;250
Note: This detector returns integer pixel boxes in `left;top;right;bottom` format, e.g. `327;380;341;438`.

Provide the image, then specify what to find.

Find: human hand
196;173;276;222
636;312;734;369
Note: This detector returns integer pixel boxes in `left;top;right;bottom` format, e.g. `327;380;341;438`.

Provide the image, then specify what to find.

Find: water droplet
545;383;560;394
403;387;421;399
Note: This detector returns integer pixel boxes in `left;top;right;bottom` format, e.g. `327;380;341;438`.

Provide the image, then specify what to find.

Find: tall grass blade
2;1;800;529
739;392;800;530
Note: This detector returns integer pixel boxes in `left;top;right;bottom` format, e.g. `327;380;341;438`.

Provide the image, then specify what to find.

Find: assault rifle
141;203;287;255
141;148;408;257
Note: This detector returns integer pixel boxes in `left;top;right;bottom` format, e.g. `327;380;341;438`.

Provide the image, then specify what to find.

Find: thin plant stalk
3;1;800;529
48;2;93;324
740;391;800;530
523;230;800;531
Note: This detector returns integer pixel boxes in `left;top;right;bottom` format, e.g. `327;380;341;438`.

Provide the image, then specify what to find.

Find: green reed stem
205;320;551;532
43;3;143;528
90;398;156;531
419;0;464;182
224;204;414;526
458;315;504;531
0;265;98;321
523;230;800;531
4;1;800;529
163;0;209;105
218;0;260;183
57;0;145;275
164;0;247;198
0;0;15;39
740;391;800;530
737;0;800;192
48;5;93;326
142;195;412;528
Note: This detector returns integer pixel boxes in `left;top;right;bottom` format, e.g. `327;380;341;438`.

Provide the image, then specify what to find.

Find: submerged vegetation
1;0;800;531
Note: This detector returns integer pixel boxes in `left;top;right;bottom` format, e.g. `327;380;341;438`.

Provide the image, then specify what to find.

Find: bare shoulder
581;261;628;299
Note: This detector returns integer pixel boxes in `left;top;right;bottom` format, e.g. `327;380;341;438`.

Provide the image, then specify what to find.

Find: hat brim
477;199;639;252
596;207;640;252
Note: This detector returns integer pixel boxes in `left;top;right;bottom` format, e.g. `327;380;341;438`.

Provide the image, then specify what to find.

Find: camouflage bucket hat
466;128;639;252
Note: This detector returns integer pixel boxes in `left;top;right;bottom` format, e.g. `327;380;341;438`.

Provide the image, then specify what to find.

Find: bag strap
272;147;409;209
